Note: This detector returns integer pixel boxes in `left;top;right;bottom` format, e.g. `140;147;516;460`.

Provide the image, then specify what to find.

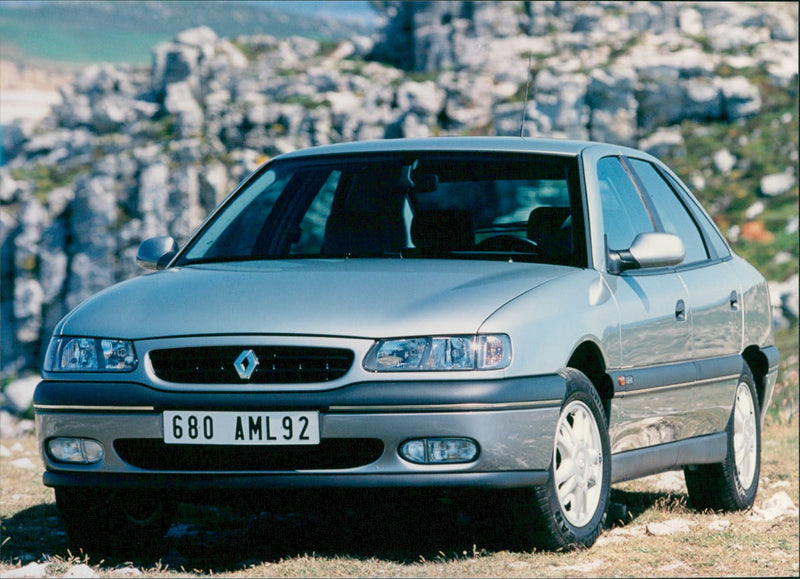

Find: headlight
44;337;137;372
364;334;511;372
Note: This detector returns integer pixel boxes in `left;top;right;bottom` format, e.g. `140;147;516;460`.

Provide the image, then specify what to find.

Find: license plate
163;411;320;445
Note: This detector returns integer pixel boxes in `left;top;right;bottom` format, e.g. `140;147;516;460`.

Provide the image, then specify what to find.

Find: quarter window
628;159;708;264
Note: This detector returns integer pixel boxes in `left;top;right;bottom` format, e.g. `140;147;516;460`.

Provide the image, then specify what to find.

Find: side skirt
611;432;727;484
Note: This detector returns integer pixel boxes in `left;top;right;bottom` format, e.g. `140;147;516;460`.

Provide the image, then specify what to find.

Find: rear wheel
512;368;611;550
56;488;175;554
684;365;761;511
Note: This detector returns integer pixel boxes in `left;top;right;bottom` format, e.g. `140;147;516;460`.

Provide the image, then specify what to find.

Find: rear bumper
35;375;564;491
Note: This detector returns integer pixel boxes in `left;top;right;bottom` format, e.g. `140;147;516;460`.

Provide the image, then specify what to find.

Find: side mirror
608;232;685;274
136;236;178;271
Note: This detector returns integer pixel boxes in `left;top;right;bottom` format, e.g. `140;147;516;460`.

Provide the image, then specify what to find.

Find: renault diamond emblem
234;349;259;380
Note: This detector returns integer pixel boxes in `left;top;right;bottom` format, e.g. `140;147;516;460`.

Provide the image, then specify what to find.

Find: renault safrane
35;137;779;551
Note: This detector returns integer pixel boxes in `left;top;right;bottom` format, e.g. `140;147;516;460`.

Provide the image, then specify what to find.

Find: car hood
57;259;574;339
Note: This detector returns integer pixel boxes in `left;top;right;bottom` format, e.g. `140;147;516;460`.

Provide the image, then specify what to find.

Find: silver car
35;137;779;551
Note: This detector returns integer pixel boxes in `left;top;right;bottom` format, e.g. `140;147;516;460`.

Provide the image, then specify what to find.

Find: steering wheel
475;235;538;254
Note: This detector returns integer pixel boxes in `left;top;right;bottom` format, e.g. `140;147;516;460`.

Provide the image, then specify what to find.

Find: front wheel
512;368;611;550
684;365;761;511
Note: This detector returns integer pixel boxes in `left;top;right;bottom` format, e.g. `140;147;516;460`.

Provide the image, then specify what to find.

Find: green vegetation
662;86;799;283
770;325;800;424
9;163;86;204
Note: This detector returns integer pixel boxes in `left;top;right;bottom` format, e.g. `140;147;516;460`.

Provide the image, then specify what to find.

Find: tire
56;488;175;554
684;364;761;511
513;368;611;550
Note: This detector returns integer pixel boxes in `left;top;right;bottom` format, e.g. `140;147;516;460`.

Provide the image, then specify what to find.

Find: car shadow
1;490;503;572
0;503;71;561
157;489;509;570
607;486;690;528
1;487;691;572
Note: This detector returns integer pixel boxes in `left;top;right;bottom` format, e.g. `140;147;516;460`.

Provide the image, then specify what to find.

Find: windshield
178;152;586;267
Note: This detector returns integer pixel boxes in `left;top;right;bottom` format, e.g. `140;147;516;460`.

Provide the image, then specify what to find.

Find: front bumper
35;375;565;491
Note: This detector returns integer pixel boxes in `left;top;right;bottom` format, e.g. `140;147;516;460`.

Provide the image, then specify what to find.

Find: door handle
675;299;686;322
730;290;739;311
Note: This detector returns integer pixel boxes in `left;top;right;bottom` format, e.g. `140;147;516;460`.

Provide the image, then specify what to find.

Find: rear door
626;157;742;436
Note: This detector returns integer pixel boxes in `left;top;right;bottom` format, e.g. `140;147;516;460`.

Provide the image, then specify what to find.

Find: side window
597;157;654;250
628;159;708;264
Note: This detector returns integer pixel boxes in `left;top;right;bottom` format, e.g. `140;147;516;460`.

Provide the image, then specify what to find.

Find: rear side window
596;157;654;250
663;172;731;260
628;159;709;264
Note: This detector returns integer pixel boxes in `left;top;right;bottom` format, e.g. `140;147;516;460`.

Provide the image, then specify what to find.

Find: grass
0;418;796;577
1;335;797;578
1;330;796;577
0;333;796;578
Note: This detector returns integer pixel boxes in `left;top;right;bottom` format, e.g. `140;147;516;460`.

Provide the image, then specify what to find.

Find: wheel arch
567;341;613;420
742;345;769;413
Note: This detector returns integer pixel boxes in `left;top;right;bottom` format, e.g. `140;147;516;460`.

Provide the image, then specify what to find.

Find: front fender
479;269;618;377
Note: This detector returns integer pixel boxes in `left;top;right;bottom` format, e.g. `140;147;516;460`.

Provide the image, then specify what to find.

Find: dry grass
2;329;797;577
2;418;796;578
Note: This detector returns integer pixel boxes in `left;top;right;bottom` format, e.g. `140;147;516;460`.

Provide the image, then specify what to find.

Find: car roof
275;136;616;160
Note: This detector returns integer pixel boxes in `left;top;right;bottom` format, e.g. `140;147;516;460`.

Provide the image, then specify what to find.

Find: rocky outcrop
0;3;798;380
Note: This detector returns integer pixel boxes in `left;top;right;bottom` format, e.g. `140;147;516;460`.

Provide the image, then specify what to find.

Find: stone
10;457;36;470
638;80;685;132
163;81;204;136
769;275;799;323
2;118;34;161
684;80;723;120
763;491;798;513
713;149;737;175
679;7;704;35
1;562;51;578
745;201;765;220
639;127;684;158
13;278;44;343
740;220;775;243
63;564;100;579
175;25;218;48
708;518;730;531
750;491;800;521
717;76;762;119
2;375;38;414
533;69;589;137
395;80;445;118
646;518;694;536
760;170;796;197
0;409;33;438
151;42;201;98
110;568;143;578
1;4;799;384
167;166;202;241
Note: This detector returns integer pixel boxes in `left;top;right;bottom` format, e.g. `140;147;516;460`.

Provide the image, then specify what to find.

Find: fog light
399;438;478;464
48;438;104;464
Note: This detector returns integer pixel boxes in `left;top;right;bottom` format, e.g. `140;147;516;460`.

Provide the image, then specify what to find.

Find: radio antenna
519;53;533;137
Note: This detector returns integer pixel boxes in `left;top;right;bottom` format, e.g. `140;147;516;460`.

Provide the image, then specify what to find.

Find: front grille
149;346;354;384
114;438;383;471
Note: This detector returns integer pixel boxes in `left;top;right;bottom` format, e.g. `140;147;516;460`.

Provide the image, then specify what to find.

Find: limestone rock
0;2;797;379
